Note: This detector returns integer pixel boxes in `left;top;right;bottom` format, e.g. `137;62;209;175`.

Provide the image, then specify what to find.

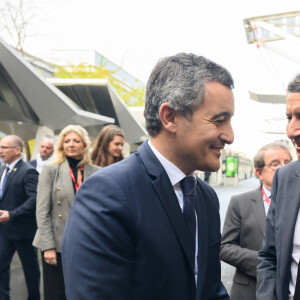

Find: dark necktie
0;167;10;198
180;176;197;254
294;263;300;299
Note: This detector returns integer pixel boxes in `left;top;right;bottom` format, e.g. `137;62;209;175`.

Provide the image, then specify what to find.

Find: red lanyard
262;186;271;207
69;165;83;192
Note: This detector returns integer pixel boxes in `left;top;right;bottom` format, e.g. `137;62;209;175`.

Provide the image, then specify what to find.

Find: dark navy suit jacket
62;141;229;300
0;159;38;240
28;159;37;169
257;160;300;300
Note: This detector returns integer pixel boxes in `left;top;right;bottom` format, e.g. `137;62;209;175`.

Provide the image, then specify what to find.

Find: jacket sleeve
9;167;39;220
35;164;56;251
62;172;135;300
220;196;258;278
202;185;230;300
256;172;278;299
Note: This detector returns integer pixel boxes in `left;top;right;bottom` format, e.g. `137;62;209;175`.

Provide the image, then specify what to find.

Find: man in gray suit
221;141;292;300
257;75;300;300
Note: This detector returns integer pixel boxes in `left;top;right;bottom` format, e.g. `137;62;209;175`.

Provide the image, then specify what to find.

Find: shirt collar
262;184;271;198
6;157;21;171
148;139;195;186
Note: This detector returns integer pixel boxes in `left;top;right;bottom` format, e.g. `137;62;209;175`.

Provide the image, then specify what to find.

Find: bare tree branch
0;0;36;55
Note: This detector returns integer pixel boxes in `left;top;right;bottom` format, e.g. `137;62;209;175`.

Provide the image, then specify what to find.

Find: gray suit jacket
257;161;300;300
33;160;100;252
220;187;266;300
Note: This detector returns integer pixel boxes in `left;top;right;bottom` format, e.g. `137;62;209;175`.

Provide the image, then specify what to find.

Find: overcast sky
2;0;300;157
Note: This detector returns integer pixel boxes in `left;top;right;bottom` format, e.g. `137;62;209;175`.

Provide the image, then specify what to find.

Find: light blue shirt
262;185;271;216
0;158;21;196
148;140;198;284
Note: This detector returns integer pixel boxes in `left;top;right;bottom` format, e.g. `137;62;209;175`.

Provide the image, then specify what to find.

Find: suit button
57;187;61;191
57;201;61;205
58;214;62;218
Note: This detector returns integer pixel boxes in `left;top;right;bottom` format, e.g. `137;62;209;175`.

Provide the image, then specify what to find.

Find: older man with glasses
220;141;292;300
0;135;40;300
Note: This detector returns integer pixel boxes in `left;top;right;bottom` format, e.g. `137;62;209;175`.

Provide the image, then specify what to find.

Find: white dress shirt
148;140;198;284
289;210;300;299
35;153;49;173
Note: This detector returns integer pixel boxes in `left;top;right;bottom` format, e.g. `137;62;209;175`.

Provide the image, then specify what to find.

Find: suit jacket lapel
195;183;208;294
138;141;195;273
152;175;195;272
250;187;266;236
59;160;75;207
0;166;5;199
281;167;300;285
83;163;93;180
2;160;22;198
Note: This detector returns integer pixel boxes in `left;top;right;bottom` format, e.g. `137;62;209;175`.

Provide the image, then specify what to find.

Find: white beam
255;21;300;46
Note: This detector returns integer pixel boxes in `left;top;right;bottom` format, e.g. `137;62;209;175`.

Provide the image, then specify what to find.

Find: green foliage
55;63;145;107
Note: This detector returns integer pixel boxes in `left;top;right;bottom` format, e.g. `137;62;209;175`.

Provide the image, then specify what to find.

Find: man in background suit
29;137;54;173
220;142;292;300
257;74;300;300
62;53;235;300
0;135;40;300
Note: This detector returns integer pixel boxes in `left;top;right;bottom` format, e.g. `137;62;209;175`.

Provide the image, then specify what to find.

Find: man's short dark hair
144;53;234;137
288;73;300;93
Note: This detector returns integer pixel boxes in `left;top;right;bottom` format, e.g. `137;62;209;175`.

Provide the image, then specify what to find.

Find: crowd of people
0;124;124;300
0;52;300;300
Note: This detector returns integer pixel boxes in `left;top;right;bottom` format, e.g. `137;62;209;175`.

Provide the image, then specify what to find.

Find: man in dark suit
257;74;300;300
0;135;40;300
28;137;54;173
220;142;292;300
62;53;235;300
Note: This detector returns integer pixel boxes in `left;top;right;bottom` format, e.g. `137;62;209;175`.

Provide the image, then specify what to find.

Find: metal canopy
249;91;286;104
243;10;300;44
243;11;300;105
48;78;148;145
0;37;114;140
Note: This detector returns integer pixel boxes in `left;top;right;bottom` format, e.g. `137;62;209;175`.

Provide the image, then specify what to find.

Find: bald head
39;139;54;161
2;135;24;150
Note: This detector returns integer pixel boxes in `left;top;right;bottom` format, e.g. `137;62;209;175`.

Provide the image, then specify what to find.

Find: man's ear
15;146;21;155
159;102;177;134
255;168;263;181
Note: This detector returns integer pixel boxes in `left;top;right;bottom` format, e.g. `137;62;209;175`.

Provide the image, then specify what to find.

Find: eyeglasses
265;160;292;171
0;146;17;150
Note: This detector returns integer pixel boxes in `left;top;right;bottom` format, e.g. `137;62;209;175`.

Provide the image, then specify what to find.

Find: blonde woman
33;125;100;300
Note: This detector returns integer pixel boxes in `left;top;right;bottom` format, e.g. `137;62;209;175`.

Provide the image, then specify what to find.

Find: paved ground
215;176;260;294
10;176;259;299
10;252;43;300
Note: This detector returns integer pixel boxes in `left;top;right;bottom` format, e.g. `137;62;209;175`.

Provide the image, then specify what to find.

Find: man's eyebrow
286;111;300;116
269;159;280;163
211;112;232;119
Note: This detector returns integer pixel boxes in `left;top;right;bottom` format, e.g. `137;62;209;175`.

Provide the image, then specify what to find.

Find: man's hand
0;210;10;223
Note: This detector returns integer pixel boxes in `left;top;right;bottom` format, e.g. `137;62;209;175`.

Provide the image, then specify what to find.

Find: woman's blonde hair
52;125;91;166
